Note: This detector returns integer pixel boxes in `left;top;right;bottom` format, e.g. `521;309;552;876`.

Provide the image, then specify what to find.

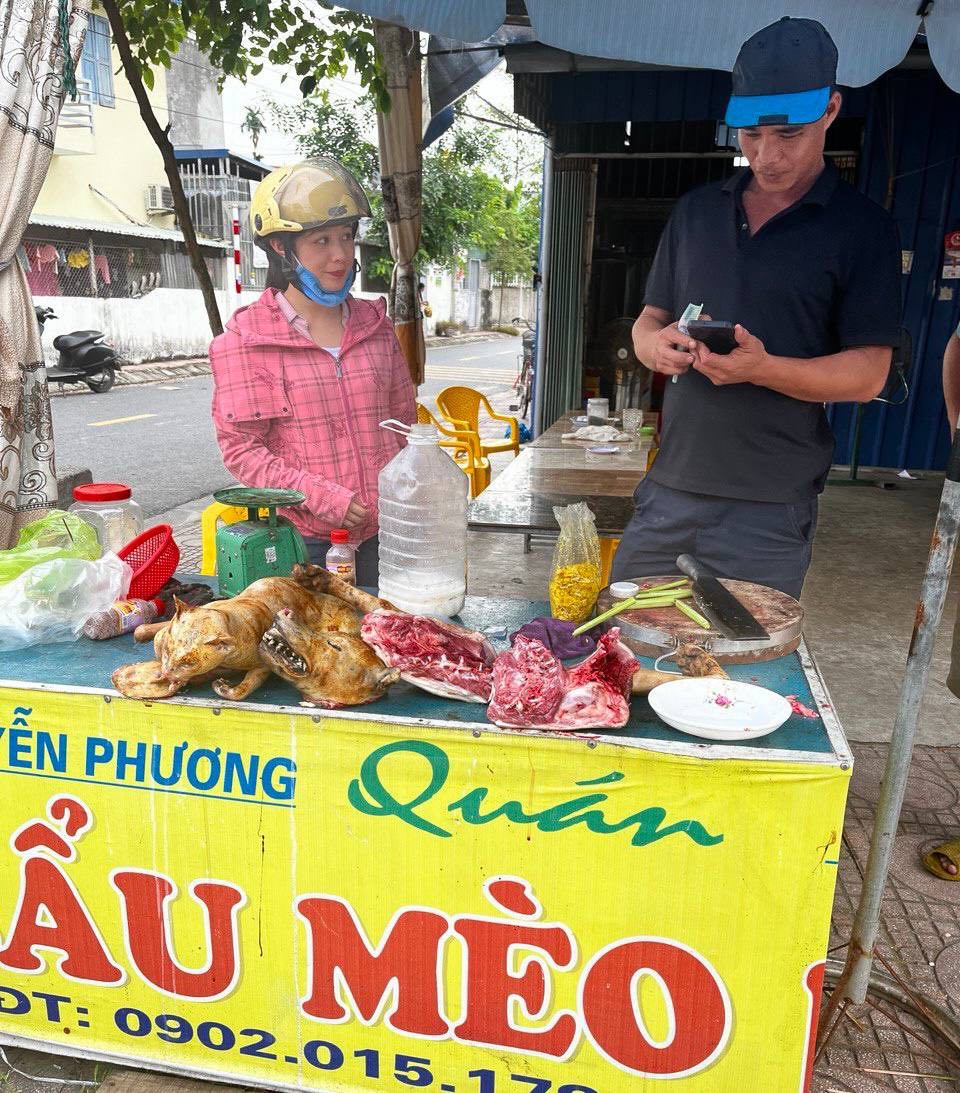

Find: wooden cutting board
598;576;804;664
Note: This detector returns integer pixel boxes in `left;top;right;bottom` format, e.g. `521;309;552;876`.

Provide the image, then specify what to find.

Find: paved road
51;337;521;517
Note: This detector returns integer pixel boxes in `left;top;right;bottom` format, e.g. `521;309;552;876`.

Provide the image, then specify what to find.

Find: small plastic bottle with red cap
69;482;143;553
325;529;356;586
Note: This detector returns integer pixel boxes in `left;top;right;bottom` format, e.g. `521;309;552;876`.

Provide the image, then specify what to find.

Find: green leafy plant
241;106;267;160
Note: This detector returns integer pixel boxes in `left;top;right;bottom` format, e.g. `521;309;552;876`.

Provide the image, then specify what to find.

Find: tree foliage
271;96;539;280
115;1;387;106
485;183;540;285
241;107;267;160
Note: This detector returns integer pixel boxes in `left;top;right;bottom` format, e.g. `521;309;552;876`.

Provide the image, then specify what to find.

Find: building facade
28;13;232;364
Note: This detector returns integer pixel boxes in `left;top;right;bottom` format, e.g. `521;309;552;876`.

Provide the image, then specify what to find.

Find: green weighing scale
214;487;309;597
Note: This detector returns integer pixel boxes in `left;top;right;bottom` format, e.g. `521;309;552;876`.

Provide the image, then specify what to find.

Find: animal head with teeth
259;608;400;708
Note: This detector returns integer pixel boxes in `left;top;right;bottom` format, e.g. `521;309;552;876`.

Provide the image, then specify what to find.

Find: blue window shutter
80;15;115;107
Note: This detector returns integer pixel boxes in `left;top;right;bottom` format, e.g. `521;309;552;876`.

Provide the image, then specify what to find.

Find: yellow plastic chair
436;385;520;461
199;501;247;575
599;538;620;586
417;403;491;497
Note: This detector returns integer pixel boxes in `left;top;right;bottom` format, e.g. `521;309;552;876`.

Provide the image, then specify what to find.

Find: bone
292;564;396;614
134;620;170;643
631;667;681;694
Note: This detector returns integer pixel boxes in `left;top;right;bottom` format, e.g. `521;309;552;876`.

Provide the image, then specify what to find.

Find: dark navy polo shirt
644;163;901;502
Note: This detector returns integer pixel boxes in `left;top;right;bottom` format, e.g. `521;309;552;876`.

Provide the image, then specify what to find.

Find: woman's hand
342;498;370;530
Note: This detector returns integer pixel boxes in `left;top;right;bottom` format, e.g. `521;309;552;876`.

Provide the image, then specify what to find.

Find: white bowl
647;678;793;741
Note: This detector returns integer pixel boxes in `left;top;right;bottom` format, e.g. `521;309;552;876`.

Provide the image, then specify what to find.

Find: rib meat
360;609;495;702
488;629;636;730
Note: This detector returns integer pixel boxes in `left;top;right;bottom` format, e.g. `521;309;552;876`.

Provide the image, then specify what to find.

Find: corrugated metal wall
828;70;960;470
536;159;595;433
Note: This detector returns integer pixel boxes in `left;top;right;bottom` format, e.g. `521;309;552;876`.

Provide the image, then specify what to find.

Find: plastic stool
199;501;247;576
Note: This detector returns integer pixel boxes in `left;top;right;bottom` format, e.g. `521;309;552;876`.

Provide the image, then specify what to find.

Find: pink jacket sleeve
209;336;354;526
213;416;354;526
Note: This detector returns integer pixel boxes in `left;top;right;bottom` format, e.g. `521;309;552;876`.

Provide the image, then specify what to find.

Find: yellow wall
34;18;176;231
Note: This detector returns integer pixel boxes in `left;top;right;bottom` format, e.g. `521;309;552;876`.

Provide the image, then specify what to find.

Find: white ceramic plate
647;678;793;741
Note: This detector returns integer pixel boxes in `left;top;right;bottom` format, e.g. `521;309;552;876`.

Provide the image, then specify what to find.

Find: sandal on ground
922;838;960;880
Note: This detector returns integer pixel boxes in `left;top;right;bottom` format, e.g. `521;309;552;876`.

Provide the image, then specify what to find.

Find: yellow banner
0;690;848;1091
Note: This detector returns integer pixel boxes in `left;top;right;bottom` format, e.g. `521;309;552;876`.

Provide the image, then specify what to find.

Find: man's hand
694;323;769;386
342;498;370;530
637;320;699;377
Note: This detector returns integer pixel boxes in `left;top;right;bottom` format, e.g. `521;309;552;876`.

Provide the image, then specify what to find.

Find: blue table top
0;594;842;760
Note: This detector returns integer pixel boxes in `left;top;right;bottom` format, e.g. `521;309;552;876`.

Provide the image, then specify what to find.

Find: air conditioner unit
145;184;174;214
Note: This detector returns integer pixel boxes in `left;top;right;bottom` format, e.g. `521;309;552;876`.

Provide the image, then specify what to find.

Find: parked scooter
34;307;121;393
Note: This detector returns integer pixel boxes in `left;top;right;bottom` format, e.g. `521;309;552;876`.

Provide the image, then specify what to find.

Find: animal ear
172;596;191;619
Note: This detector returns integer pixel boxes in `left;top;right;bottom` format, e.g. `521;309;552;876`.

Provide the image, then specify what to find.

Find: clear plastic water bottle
378;421;468;617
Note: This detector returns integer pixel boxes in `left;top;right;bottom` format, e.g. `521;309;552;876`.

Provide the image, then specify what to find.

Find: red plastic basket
118;524;180;599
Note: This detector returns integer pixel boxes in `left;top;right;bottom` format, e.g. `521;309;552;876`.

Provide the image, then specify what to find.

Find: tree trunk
100;0;223;336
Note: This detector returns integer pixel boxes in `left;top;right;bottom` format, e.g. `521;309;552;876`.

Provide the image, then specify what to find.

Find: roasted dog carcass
259;606;400;708
292;566;496;703
112;576;397;707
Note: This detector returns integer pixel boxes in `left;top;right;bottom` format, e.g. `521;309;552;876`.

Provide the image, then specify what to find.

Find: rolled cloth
509;617;598;659
949;605;960;700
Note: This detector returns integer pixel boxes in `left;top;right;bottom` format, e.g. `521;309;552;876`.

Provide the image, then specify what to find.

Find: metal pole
87;237;97;296
232;205;242;300
828;426;960;1015
532;135;553;437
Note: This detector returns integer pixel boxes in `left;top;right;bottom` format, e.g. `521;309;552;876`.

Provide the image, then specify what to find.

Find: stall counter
0;594;849;1093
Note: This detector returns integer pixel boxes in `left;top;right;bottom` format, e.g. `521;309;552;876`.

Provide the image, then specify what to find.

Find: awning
26;213;231;251
335;2;960;94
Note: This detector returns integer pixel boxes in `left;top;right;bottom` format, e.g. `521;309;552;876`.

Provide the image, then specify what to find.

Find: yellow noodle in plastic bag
548;503;602;622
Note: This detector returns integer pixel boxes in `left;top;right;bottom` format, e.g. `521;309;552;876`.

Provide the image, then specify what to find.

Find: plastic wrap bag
549;502;602;623
0;510;100;586
0;553;131;652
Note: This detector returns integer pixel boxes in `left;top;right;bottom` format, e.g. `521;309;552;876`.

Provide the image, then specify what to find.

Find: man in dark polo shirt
611;18;901;598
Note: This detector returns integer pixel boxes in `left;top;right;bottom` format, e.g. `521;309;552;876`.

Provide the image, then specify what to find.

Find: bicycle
510;316;535;421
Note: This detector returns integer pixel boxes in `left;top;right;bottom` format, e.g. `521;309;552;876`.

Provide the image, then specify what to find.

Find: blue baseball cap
726;17;838;128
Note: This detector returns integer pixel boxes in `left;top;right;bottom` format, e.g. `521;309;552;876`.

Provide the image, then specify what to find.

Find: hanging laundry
25;243;60;296
94;253;111;285
67;249;89;268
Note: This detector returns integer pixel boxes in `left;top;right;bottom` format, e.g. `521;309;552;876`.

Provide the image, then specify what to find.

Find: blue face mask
293;260;355;307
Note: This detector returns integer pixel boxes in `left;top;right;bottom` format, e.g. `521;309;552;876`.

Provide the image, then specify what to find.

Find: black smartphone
686;319;738;355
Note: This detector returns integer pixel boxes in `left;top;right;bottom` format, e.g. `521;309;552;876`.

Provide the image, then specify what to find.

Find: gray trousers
305;534;380;588
610;479;818;600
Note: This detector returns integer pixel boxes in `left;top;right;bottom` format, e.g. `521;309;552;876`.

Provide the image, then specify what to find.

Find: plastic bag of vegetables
0;510;100;586
0;553;130;651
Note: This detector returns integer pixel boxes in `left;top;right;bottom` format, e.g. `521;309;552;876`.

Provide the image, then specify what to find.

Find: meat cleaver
675;554;770;641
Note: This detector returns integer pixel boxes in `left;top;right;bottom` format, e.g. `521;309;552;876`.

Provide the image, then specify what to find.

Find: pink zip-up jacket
210;288;416;544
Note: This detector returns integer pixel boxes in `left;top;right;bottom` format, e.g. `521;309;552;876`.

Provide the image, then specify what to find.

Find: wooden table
467;411;657;574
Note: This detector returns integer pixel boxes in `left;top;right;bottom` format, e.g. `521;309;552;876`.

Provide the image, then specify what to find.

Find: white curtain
0;0;86;547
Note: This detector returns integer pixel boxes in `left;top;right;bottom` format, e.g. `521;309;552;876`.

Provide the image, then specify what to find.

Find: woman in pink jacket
209;159;416;586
